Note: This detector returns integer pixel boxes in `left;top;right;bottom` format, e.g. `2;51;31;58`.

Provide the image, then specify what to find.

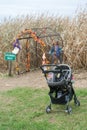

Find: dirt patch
0;69;87;91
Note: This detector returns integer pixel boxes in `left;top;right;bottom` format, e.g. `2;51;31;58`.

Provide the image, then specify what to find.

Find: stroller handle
40;64;71;74
40;64;59;73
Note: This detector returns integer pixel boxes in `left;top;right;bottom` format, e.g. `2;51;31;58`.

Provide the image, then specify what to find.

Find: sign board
4;52;16;61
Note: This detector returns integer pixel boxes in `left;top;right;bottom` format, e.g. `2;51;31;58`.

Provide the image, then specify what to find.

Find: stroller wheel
74;100;80;106
65;106;72;114
46;105;51;113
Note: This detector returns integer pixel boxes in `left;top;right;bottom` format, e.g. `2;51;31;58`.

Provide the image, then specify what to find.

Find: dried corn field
0;10;87;74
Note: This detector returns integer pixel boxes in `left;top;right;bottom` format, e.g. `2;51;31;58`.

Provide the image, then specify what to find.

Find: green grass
0;87;87;130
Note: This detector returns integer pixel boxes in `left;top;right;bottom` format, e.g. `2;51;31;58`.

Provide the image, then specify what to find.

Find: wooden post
8;61;12;76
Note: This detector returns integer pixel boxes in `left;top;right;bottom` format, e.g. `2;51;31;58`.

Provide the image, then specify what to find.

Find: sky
0;0;87;21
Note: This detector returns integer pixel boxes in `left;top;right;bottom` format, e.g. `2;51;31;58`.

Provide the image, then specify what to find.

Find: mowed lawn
0;87;87;130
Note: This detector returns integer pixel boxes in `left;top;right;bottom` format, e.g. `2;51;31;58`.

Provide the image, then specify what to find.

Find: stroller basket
49;91;72;105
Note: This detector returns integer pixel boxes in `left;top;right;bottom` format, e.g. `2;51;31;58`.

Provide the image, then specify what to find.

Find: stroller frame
40;64;80;114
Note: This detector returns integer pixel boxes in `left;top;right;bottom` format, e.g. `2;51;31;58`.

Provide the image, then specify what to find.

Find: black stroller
40;64;80;114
